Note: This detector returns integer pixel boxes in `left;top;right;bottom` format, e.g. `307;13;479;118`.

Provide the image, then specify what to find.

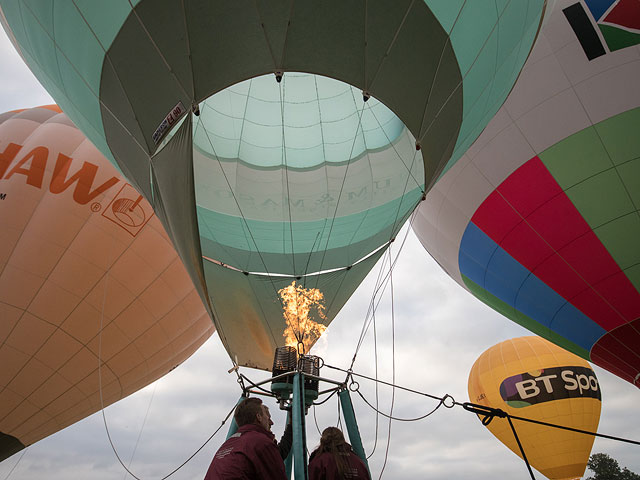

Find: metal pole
338;389;370;475
284;410;293;479
292;373;308;480
225;395;245;440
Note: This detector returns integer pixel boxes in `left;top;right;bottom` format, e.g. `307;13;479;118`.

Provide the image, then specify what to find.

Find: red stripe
591;350;636;386
470;189;522;243
471;156;640;331
591;318;640;387
602;0;640;31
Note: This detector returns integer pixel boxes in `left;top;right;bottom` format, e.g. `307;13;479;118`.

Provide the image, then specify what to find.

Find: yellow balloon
468;336;601;480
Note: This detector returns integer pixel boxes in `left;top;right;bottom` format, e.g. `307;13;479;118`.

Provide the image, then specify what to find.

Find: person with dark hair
204;397;291;480
308;427;370;480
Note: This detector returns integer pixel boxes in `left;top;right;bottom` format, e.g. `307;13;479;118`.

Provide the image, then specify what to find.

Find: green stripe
539;108;640;292
461;274;590;360
599;24;640;52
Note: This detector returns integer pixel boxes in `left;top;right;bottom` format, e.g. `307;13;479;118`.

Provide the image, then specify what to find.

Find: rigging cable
123;382;158;480
324;362;640;443
313;89;369;285
367;298;380;460
507;416;537;480
377;250;396;480
354;388;446;422
96;251;238;480
100;395;236;480
313;405;322;435
350;213;419;367
326;363;640;478
461;402;640;447
1;448;27;480
313;388;340;406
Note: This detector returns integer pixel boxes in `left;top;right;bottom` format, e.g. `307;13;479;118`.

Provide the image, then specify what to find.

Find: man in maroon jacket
204;397;289;480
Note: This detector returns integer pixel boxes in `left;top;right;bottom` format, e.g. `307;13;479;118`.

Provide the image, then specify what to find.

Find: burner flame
279;280;327;354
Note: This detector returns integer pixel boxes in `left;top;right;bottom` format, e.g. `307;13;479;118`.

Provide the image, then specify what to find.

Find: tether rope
2;449;27;480
96;243;237;480
123;383;158;480
355;389;446;423
377;251;396;479
101;399;236;480
321;362;640;478
508;416;537;480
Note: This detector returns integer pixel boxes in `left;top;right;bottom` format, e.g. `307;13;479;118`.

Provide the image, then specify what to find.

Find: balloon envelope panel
0;106;213;461
413;0;640;387
468;336;602;480
0;1;546;368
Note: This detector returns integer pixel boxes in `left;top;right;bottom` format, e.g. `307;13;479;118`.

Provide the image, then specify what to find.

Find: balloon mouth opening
162;72;425;276
157;71;413;169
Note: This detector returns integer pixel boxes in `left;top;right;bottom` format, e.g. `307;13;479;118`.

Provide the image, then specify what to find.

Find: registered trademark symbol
91;202;101;212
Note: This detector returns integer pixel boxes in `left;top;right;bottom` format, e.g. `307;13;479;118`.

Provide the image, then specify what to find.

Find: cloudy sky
1;26;639;480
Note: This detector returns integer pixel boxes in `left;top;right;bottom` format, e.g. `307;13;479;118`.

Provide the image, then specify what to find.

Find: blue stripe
458;222;499;287
584;0;616;21
459;222;606;351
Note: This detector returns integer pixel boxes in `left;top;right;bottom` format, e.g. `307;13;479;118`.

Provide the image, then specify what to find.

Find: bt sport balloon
468;336;602;480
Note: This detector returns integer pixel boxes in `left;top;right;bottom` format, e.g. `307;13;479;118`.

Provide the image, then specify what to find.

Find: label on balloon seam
499;366;601;407
152;102;186;145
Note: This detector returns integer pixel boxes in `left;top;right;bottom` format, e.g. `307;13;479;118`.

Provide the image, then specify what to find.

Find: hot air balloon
0;1;548;369
468;336;602;480
413;0;640;387
0;105;213;461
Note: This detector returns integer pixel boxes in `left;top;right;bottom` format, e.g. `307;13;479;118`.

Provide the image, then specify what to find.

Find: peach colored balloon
0;106;214;461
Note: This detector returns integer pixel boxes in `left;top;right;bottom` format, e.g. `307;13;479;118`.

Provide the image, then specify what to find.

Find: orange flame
279;280;327;353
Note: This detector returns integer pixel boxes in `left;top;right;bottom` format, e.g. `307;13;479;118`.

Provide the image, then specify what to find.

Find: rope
195;111;283;349
123;383;158;479
367;300;380;460
312;388;340;406
324;364;447;404
103;401;236;480
313;405;322;435
95;247;236;480
377;251;396;479
333;365;639;479
350;213;419;367
278;75;297;278
508;416;537;480
313;91;368;282
325;364;640;447
236;362;639;480
240;374;275;397
355;389;445;422
461;402;640;446
2;448;27;480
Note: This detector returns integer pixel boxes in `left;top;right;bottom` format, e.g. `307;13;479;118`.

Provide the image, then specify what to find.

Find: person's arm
277;421;293;460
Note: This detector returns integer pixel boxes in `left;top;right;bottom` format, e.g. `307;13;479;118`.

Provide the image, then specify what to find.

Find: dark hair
234;397;263;427
313;427;351;478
